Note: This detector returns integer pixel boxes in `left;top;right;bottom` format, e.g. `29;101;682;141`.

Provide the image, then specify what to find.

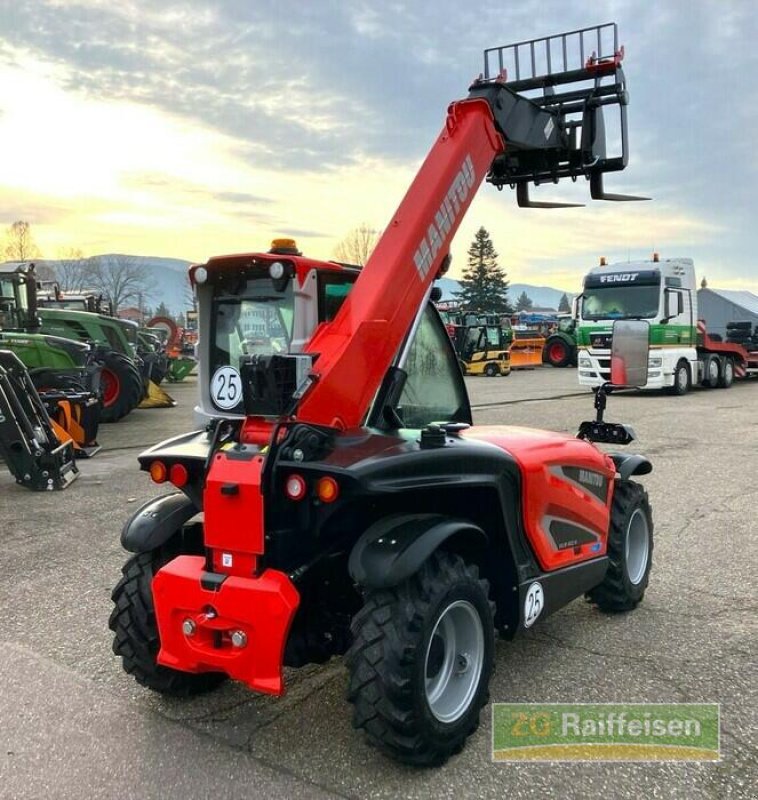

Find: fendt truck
110;24;655;765
577;254;758;393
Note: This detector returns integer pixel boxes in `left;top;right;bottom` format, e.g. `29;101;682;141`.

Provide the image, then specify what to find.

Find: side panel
463;426;615;571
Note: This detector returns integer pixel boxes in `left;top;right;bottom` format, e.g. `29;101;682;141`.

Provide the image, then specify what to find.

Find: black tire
485;362;499;377
543;335;574;368
347;551;494;766
100;352;143;422
700;354;720;388
726;321;752;331
109;550;227;696
587;480;653;612
717;357;734;388
669;360;691;396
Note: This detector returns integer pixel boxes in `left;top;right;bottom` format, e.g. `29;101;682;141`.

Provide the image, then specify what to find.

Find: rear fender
348;513;487;589
121;492;199;553
610;453;653;481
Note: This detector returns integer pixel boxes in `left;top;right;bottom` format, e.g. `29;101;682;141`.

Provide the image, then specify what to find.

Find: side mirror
610;319;649;388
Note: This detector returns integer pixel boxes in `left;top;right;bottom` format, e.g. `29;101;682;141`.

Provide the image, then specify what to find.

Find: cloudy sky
1;1;756;292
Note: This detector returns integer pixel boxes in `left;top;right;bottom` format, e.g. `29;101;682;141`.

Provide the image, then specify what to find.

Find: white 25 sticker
523;581;544;628
211;366;242;409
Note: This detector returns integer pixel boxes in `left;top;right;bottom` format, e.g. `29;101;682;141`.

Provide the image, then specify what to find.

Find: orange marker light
149;461;167;483
316;476;340;504
170;463;189;488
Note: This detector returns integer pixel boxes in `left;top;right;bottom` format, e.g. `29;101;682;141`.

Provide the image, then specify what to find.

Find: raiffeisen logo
599;273;640;283
413;154;475;281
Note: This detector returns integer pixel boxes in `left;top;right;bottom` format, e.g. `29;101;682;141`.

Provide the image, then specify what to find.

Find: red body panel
153;556;299;695
203;450;265;573
463;426;616;571
297;99;504;429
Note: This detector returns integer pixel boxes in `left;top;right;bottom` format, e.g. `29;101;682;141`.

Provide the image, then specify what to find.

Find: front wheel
587;480;653;612
346;551;494;766
109;550;227;696
485;362;499;377
670;360;691;396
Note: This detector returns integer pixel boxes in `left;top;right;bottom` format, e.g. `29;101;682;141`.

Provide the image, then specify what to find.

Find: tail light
149;460;167;483
316;476;339;503
170;463;189;488
285;474;306;501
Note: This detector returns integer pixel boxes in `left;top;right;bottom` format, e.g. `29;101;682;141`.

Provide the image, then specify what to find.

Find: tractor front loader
111;23;653;765
0;350;80;490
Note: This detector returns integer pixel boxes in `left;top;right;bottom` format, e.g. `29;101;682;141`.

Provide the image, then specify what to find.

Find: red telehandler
111;24;654;764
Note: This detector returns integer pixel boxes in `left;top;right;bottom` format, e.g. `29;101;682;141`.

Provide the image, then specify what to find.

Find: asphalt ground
0;369;756;799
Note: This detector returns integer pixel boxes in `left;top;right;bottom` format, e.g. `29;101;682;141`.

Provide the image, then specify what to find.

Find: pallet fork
0;350;79;490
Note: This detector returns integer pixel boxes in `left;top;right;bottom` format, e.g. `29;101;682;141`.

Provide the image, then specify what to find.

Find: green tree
558;293;571;313
155;301;173;319
515;291;533;312
454;227;511;314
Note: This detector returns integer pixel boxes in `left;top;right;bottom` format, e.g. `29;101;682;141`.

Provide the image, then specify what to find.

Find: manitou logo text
413;154;476;281
599;273;639;283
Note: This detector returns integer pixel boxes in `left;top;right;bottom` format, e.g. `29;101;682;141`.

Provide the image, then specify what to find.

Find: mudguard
610;453;653;481
121;492;199;553
348;513;487;589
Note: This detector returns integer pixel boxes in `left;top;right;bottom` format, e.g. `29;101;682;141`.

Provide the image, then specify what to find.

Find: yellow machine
462;348;511;377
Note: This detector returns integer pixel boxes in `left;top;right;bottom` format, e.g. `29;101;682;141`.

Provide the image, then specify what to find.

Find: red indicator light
149;461;167;483
285;474;306;501
170;463;189;487
316;476;339;503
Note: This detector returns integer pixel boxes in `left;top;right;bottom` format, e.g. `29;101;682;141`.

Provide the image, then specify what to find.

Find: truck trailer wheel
587;480;653;612
669;360;691;396
109;550;227;696
346;550;494;766
717;358;734;388
700;354;720;388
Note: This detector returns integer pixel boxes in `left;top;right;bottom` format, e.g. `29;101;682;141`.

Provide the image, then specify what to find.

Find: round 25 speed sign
211;366;242;410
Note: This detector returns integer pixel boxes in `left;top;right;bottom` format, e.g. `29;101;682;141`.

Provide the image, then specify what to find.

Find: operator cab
193;240;360;422
0;262;38;330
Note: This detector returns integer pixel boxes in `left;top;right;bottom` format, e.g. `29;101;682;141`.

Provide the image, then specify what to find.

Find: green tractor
542;314;578;368
0;263;143;422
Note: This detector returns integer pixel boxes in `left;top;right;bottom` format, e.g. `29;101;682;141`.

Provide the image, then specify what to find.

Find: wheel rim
725;360;733;382
677;366;688;392
101;367;120;407
424;599;484;723
708;359;719;383
625;508;650;585
549;342;565;363
486;364;497;376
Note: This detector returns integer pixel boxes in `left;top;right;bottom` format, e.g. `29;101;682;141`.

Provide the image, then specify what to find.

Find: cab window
396;305;471;428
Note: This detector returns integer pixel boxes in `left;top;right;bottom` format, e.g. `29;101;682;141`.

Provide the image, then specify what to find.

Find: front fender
121;492;200;553
610;453;653;481
348;513;487;589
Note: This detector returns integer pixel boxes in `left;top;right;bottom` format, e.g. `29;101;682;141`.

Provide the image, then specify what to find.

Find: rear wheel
544;336;573;368
587;480;653;612
717;358;734;388
701;354;720;388
109;549;227;696
670;360;691;396
99;353;143;422
485;363;499;377
347;550;494;766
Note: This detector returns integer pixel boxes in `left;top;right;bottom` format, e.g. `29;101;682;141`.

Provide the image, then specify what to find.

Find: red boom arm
298;98;504;429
